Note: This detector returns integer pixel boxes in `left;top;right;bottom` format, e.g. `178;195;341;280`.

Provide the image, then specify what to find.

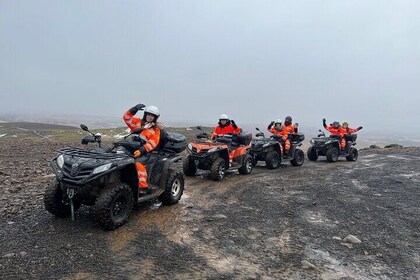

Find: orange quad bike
183;126;253;181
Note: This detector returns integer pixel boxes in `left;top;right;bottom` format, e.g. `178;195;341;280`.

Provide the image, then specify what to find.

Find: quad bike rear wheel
94;183;134;230
265;151;280;169
307;146;318;161
239;154;253;175
290;149;305;166
346;147;358;161
44;180;81;218
159;171;184;205
183;155;197;176
326;147;339;162
211;158;226;181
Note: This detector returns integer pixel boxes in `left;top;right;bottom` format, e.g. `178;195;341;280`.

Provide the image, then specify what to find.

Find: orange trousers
282;136;291;151
135;158;148;189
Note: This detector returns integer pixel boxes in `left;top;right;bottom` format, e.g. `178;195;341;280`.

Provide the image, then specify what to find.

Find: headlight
187;143;193;150
92;163;113;175
324;140;331;145
310;139;314;145
57;155;64;168
208;147;218;153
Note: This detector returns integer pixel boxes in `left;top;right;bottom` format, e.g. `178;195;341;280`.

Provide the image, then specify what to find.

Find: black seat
155;129;168;151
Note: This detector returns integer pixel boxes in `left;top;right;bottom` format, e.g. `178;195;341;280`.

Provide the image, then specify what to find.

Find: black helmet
332;121;340;128
285;116;292;125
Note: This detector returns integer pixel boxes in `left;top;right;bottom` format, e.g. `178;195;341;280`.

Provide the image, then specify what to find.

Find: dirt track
1;139;419;279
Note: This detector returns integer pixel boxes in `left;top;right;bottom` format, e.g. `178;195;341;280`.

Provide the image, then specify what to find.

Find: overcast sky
1;1;419;133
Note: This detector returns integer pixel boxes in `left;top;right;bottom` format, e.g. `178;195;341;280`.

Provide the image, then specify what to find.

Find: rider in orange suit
211;114;241;140
323;118;346;150
123;103;161;195
268;116;298;156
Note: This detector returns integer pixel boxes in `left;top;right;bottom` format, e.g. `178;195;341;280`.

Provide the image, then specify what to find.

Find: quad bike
44;123;188;230
307;130;358;162
183;126;253;181
251;127;305;169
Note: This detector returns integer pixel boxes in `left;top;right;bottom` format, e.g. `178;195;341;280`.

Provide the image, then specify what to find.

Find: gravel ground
1;138;419;279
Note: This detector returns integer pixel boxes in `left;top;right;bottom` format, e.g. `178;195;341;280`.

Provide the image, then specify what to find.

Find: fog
1;1;419;135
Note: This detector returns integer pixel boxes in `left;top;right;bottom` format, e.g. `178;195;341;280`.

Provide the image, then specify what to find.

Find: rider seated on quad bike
342;121;363;135
267;116;298;157
123;103;163;196
211;114;241;140
323;118;362;152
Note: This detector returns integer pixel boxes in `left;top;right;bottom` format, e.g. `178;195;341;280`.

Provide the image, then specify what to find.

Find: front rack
59;147;129;160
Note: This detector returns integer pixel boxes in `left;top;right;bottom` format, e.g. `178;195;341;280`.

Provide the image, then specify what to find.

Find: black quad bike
307;130;358;162
183;126;253;181
44;123;188;230
251;127;305;169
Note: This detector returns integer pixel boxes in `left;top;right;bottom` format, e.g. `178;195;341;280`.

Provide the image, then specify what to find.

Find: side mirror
255;127;260;131
196;126;202;130
80;124;89;131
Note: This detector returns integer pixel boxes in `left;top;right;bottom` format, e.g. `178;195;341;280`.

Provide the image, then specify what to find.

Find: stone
301;260;317;270
343;234;362;244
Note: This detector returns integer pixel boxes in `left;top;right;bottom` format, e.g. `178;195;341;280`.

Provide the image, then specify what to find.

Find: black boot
138;187;150;196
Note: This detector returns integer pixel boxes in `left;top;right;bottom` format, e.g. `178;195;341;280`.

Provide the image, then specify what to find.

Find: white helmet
219;114;229;120
274;119;282;125
144;105;160;121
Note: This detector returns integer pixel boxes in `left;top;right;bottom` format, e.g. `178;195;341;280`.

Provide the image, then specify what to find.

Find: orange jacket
268;124;296;136
324;125;345;137
212;124;241;139
283;124;297;134
122;110;160;154
344;127;361;134
268;126;288;136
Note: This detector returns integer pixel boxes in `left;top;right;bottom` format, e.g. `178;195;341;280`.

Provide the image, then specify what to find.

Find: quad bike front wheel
326;147;339;163
159;170;184;205
346;147;359;161
265;151;280;169
211;158;226;181
290;149;305;166
183;155;197;176
44;180;81;218
307;146;318;161
251;154;258;167
239;154;253;175
94;183;134;230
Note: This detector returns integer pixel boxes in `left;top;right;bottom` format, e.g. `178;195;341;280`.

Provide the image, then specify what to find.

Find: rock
3;253;15;258
301;260;317;270
19;251;28;257
7;221;14;225
384;144;403;149
370;145;381;149
332;236;342;241
343;234;361;244
213;214;228;219
340;242;353;249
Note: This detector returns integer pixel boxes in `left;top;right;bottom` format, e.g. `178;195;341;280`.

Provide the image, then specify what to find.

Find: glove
322;118;327;127
358;126;363;130
268;121;274;130
295;123;299;127
129;103;146;115
134;150;141;158
231;120;238;129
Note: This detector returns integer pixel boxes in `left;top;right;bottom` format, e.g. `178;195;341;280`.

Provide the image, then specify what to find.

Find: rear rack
59;148;129;160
